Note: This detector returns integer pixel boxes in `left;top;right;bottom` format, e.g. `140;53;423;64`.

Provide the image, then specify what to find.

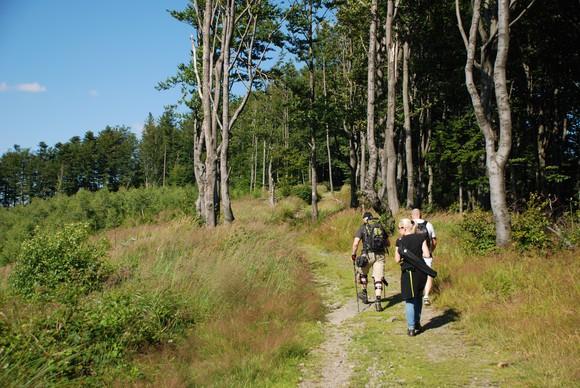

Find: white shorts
423;257;433;268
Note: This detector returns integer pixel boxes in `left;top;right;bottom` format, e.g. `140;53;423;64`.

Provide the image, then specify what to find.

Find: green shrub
460;209;497;253
290;184;322;205
0;288;191;385
481;267;519;301
512;194;552;251
270;196;306;224
0;186;198;265
9;223;112;301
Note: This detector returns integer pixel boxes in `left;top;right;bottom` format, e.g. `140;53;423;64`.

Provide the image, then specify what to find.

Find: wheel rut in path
298;297;366;388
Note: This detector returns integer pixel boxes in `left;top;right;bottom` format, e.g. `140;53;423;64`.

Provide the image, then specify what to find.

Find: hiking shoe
407;329;415;337
375;297;383;312
414;324;422;335
423;296;431;306
358;289;369;304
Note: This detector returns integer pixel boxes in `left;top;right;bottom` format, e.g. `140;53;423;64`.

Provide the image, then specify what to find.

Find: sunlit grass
302;207;579;386
104;200;325;386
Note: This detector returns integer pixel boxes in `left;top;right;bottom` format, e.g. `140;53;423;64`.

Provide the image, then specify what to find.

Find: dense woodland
1;0;578;242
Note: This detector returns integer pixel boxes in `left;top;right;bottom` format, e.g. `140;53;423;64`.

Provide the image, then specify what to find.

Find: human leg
423;257;433;305
405;297;422;336
356;262;370;303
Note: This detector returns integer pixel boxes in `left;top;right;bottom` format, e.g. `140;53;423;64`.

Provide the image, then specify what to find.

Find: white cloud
16;82;47;93
89;89;98;97
0;82;8;92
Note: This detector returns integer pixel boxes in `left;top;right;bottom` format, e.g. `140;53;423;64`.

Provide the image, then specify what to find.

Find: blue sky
0;0;193;154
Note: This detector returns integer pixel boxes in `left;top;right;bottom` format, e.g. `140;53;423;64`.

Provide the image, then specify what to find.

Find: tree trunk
459;0;512;245
308;0;318;220
345;120;359;208
268;155;275;207
364;0;380;209
220;0;235;223
262;139;266;190
322;56;334;194
382;0;400;215
403;41;414;208
162;143;167;187
201;0;217;227
360;130;366;191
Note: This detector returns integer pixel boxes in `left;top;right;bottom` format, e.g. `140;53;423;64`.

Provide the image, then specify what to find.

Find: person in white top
411;208;437;305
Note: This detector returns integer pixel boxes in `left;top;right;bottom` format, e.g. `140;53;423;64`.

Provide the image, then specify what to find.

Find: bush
0;186;198;265
512;194;552;251
292;184;322;205
460;209;497;254
0;288;191;385
270;196;306;224
9;223;112;301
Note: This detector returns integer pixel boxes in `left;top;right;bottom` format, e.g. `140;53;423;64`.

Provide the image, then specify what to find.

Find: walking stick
353;261;360;313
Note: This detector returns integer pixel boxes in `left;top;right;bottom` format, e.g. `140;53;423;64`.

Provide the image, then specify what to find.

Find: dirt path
298;254;517;387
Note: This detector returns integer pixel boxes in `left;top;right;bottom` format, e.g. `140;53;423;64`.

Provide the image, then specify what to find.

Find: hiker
411;208;437;305
351;211;389;312
395;218;431;336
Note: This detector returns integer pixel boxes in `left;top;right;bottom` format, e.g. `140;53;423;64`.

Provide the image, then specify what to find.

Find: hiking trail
297;245;521;387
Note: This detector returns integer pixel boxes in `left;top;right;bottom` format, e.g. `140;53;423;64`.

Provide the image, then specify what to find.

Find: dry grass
102;204;324;386
432;213;580;386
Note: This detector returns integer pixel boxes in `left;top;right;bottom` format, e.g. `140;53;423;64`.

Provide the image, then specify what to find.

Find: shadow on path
423;308;461;332
383;292;404;309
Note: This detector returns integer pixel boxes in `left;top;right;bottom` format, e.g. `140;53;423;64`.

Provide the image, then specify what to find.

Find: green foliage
511;194;552;251
0;186;198;265
481;266;519;301
9;223;112;301
270;196;306;224
291;184;313;204
460;209;497;253
0;288;190;385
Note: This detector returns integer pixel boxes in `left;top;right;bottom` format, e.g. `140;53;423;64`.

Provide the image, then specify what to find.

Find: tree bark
364;0;380;209
308;0;318;220
220;0;235;223
322;56;334;194
403;41;414;208
268;154;275;206
382;0;400;215
200;0;217;227
458;0;512;245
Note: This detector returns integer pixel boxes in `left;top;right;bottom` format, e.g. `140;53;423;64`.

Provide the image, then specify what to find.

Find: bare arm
422;240;431;258
352;237;361;256
431;237;437;252
394;246;401;263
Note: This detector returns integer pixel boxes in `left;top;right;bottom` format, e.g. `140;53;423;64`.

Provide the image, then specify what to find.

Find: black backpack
364;222;388;252
415;220;432;252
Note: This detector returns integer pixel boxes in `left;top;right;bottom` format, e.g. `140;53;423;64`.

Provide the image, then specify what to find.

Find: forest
2;1;580;386
1;0;578;239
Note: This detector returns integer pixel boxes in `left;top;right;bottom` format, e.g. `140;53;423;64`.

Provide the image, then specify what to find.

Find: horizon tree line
1;0;578;247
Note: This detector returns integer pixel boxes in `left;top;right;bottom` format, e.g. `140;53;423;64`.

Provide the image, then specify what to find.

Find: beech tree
456;0;518;245
166;0;282;226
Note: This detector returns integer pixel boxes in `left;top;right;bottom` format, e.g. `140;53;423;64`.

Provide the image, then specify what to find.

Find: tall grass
104;212;324;386
0;188;325;386
303;207;579;386
434;213;580;386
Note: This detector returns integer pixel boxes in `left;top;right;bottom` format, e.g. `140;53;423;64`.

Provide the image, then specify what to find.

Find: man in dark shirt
351;212;389;312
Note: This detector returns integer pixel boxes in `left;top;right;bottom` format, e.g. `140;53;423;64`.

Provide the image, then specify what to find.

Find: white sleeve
427;222;436;238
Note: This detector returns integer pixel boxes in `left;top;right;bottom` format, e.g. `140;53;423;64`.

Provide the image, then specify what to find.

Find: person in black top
351;212;389;312
394;218;431;336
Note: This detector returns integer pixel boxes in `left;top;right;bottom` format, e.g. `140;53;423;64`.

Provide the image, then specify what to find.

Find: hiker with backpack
351;212;390;312
411;208;437;305
395;218;432;336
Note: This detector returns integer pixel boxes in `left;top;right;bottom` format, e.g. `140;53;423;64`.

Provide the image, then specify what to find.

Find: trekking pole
353;262;360;313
